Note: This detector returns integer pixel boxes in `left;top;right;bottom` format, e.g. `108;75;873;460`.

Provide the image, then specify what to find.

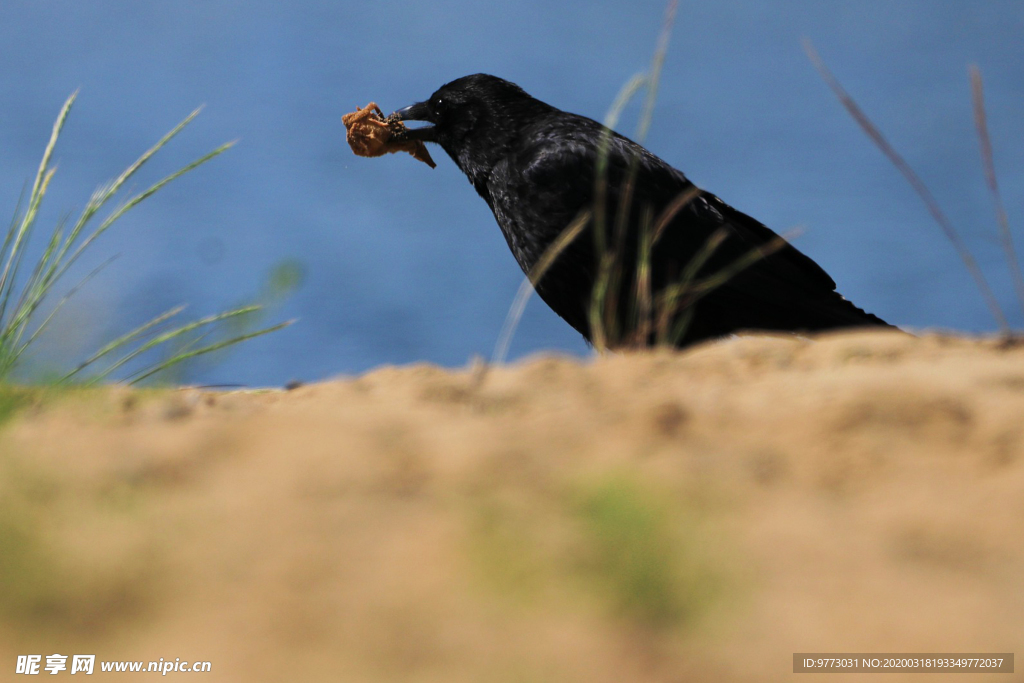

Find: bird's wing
509;120;838;295
601;133;839;294
697;192;837;291
489;114;886;341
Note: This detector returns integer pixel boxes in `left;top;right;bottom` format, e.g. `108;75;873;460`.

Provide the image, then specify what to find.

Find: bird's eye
432;97;446;114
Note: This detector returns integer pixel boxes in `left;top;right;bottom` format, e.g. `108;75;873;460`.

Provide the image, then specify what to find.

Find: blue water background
1;0;1022;385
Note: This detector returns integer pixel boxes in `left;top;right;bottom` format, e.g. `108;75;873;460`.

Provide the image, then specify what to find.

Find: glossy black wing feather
486;111;889;343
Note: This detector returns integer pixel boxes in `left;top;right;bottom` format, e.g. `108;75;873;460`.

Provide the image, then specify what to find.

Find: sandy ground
0;329;1022;682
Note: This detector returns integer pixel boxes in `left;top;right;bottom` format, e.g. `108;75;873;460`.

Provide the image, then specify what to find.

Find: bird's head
391;74;548;184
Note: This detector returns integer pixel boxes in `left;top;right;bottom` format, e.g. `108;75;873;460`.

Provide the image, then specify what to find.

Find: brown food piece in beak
341;102;436;168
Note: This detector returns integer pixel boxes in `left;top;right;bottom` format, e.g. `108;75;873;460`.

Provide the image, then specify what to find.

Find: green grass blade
88;305;262;384
0;190;27;368
56;106;206;262
48;141;235;293
593;3;678;349
656;228;728;344
652;187;700;245
636;0;677;144
631;205;655;345
590;76;646;349
594;74;647;258
60;305;187;382
0;168;56;328
690;232;794;298
127;319;293;386
0;92;75;305
589;252;616;352
14;255;118;365
0;93;288;387
0;185;28;299
661;231;795;345
492;210;590;365
5;213;69;344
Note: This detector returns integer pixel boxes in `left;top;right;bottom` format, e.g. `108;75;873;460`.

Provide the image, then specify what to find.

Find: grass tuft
465;475;723;630
573;477;718;628
2;93;292;385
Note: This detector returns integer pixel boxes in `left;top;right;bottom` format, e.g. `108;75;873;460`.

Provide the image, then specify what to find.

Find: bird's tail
678;283;893;346
801;290;892;330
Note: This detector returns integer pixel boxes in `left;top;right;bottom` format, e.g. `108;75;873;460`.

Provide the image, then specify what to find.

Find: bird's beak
391;102;437;143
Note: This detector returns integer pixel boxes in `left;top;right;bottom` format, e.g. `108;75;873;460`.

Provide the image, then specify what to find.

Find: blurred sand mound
0;329;1021;682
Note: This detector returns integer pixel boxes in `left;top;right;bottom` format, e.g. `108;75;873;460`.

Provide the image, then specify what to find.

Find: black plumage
393;74;890;347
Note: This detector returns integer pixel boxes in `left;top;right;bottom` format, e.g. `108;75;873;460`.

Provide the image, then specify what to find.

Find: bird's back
481;108;889;346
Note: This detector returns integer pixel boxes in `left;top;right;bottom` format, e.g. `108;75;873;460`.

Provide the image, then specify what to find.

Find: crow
392;74;891;347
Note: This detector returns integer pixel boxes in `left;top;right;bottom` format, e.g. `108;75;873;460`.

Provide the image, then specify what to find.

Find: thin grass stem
492;210;591;365
804;39;1009;334
970;65;1024;320
86;305;262;384
127;320;293;386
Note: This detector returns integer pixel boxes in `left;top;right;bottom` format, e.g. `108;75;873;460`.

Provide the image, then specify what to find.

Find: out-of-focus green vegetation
1;92;291;387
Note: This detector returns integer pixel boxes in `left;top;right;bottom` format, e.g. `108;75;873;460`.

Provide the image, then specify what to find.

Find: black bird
393;74;890;347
